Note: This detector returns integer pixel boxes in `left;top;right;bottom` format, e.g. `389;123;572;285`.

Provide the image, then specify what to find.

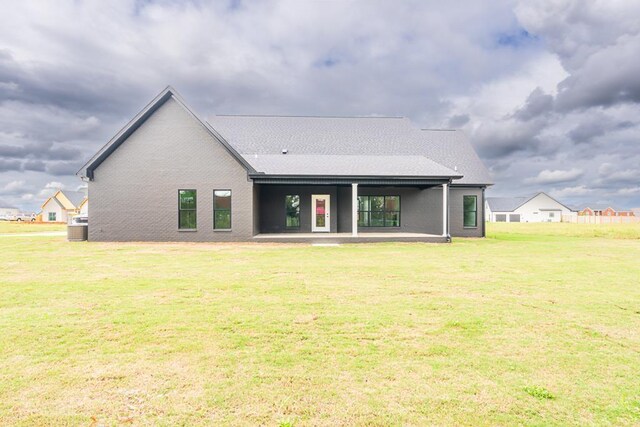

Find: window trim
357;195;401;228
178;189;197;230
463;195;478;228
213;189;232;230
285;194;301;229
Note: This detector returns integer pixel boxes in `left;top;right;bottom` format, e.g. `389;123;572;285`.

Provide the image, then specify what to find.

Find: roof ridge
212;114;405;119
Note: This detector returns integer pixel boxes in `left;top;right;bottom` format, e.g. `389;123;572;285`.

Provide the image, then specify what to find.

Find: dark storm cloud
0;159;22;172
568;122;606;144
473;118;547;159
0;47;143;116
448;114;470;128
45;161;83;176
513;87;554;121
0;141;82;161
23;160;46;172
516;1;640;114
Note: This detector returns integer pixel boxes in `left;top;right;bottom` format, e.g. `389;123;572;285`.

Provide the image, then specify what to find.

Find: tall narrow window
179;190;197;229
213;190;231;229
463;195;477;227
358;196;400;227
285;195;300;228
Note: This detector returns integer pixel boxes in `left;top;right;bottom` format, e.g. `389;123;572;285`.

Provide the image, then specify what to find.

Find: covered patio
252;176;453;241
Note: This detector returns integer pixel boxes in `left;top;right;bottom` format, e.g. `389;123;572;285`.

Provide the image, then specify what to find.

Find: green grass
490;221;640;239
0;222;66;234
1;222;639;425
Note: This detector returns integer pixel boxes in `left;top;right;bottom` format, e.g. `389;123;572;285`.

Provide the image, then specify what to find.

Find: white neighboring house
485;192;575;223
41;190;87;223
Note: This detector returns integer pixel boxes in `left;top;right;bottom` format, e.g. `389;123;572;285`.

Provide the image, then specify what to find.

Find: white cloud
551;185;593;198
617;187;640;195
44;181;65;190
525;168;583;185
2;180;26;192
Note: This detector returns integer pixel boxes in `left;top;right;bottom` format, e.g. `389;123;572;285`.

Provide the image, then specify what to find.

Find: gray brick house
78;86;492;243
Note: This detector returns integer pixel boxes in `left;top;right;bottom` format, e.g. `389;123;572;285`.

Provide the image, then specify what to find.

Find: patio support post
352;183;358;237
442;183;449;237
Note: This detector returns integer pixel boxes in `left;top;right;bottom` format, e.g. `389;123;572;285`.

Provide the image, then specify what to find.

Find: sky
1;0;639;212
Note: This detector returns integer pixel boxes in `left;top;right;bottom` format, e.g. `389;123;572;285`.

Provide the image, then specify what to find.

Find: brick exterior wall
88;97;254;241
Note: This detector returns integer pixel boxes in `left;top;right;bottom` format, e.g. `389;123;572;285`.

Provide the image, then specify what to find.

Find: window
549;212;555;218
48;212;56;221
213;190;231;229
463;195;477;227
358;195;400;227
178;190;197;229
285;195;300;228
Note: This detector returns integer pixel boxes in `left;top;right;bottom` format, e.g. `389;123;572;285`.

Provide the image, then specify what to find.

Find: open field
490;221;640;239
0;222;66;234
1;223;639;425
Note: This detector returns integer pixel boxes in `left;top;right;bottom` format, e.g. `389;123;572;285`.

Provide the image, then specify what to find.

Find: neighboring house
41;190;88;223
77;86;493;242
578;206;635;216
79;198;88;216
485;192;574;223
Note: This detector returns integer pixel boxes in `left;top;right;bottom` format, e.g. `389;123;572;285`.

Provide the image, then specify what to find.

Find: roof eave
248;173;463;180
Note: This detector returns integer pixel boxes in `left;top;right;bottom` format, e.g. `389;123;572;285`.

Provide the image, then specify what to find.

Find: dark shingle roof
486;197;530;212
208;115;492;184
247;154;460;177
487;192;575;212
63;191;87;208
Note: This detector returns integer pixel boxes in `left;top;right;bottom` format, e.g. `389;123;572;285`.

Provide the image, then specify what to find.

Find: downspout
482;187;486;238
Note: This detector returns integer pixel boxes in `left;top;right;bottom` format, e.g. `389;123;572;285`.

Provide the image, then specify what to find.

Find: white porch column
442;183;449;237
352;183;358;236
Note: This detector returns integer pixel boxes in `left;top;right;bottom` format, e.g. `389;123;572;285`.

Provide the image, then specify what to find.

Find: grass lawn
1;223;639;425
0;222;66;234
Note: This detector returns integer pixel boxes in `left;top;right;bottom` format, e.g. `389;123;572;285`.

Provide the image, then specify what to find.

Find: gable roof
208;115;492;184
41;190;87;210
486;192;573;212
486;196;530;212
62;191;87;208
77;86;253;180
79;86;492;184
41;191;67;210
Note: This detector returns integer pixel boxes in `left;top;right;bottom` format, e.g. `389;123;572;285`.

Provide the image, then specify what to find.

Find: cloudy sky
1;0;639;211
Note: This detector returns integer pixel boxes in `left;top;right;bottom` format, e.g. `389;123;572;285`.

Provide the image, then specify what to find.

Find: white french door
311;194;330;232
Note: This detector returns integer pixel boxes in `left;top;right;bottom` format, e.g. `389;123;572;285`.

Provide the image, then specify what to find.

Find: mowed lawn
1;224;639;426
0;222;65;234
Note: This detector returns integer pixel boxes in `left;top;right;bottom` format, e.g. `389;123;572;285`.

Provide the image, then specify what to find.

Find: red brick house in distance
578;206;635;217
